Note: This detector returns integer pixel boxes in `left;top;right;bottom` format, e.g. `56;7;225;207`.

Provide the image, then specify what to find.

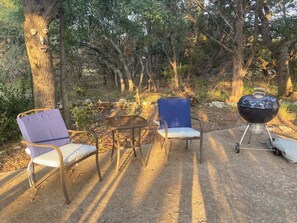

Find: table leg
111;130;115;161
132;128;136;157
138;127;145;166
116;130;120;173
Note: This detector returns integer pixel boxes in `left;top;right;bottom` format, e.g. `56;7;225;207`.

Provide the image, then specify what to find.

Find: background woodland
0;0;297;144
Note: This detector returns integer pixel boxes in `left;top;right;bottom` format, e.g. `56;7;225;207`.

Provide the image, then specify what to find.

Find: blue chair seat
157;127;200;138
156;97;204;163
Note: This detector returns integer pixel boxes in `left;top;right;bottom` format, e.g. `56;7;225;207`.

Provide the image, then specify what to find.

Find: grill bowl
237;93;279;123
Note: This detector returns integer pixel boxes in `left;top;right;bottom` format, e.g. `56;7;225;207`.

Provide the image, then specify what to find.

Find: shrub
0;81;31;143
70;104;94;130
278;102;296;122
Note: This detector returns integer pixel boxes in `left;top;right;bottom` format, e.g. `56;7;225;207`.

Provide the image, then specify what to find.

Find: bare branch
217;8;234;32
244;0;260;71
199;29;233;54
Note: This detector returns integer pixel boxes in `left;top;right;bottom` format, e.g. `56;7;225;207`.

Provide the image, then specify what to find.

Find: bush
70;103;95;130
0;82;31;143
278;102;296;122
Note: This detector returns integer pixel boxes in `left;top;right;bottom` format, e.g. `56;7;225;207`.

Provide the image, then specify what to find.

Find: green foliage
0;0;28;83
287;103;297;115
74;86;86;98
0;81;31;143
279;102;296;122
70;103;95;130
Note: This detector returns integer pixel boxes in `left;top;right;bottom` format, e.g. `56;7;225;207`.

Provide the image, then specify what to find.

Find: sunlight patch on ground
191;152;206;222
131;144;165;207
67;155;129;223
208;135;228;162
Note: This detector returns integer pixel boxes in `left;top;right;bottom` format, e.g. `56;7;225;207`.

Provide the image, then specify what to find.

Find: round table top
105;115;148;130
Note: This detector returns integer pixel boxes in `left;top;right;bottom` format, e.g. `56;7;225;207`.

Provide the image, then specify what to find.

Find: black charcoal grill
235;88;279;153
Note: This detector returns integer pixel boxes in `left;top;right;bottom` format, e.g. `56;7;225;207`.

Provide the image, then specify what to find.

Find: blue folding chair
157;97;205;163
17;108;102;204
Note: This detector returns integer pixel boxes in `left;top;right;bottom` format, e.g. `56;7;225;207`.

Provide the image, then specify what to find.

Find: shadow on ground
0;126;297;222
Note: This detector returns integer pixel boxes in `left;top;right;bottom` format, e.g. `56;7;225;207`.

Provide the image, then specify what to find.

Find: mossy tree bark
275;39;293;97
59;1;71;127
21;0;60;108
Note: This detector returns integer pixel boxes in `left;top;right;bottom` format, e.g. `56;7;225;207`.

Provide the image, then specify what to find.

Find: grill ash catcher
235;88;279;153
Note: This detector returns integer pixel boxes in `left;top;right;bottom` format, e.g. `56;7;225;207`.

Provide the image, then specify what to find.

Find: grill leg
239;123;251;145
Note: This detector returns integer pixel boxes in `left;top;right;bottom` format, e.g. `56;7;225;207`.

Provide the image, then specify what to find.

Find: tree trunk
114;72;118;87
59;1;71;127
138;57;145;90
169;58;179;89
147;19;153;80
229;55;246;102
258;0;293;97
105;36;134;92
21;0;60;109
117;71;125;94
229;2;245;102
275;39;293;97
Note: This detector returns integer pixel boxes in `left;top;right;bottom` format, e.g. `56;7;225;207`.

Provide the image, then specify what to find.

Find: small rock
83;99;91;105
211;101;225;108
226;102;237;107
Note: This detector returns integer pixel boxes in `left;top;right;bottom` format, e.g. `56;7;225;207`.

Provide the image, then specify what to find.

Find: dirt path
1;126;297;222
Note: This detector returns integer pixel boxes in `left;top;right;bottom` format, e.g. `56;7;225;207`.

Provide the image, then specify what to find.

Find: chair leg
96;152;102;181
164;139;172;165
199;134;205;164
59;166;70;204
160;138;165;150
27;160;36;188
111;131;115;161
164;138;168;165
186;139;188;150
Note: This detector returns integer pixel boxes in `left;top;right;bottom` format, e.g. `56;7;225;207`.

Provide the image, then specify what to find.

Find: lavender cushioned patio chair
17;108;102;204
157;97;205;163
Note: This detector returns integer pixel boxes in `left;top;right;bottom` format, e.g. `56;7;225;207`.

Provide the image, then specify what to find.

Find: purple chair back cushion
158;98;191;129
17;109;70;158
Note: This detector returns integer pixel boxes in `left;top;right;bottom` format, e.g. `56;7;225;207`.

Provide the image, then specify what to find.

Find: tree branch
199;29;233;54
217;7;234;32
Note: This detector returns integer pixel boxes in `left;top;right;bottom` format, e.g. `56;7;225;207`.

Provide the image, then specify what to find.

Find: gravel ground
1;126;297;223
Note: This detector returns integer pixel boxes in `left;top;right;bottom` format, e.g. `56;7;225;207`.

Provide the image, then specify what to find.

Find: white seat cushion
157;127;200;139
32;143;96;167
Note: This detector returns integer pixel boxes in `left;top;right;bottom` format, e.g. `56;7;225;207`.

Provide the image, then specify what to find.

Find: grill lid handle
253;87;266;98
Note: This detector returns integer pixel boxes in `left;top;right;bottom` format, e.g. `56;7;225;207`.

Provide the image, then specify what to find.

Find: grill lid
237;89;279;123
237;92;279;110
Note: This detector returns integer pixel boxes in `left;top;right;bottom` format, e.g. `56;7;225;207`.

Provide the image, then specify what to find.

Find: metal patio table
105;115;148;172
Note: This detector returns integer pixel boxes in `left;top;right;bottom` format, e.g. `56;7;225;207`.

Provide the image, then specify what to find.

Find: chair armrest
20;140;64;166
159;117;169;139
68;129;99;151
191;116;204;133
68;129;87;136
17;108;50;118
153;120;160;127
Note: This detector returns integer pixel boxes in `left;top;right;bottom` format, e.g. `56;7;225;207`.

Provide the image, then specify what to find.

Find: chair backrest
17;109;70;158
158;97;191;129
